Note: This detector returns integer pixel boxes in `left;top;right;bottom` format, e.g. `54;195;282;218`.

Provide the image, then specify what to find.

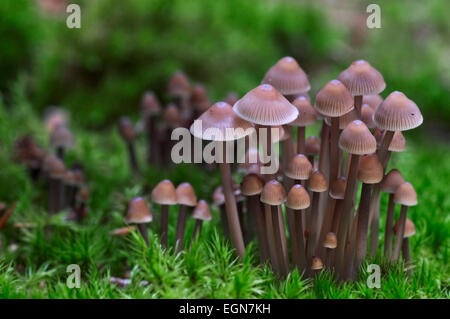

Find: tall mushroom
369;91;423;256
190;102;254;258
380;169;405;259
393;218;415;267
289;96;317;154
241;173;269;263
353;154;383;275
118;117;139;175
168;71;191;127
286;184;310;273
174;183;197;252
141;91;162;165
190;84;210;119
260;180;288;276
125;197;152;246
191;200;212;239
50;124;75;160
338;60;385;118
151;180;178;248
392;182;417;262
334;120;376;278
323;232;337;268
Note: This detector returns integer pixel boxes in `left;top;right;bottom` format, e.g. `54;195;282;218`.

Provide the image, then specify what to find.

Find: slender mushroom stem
306;192;321;273
392;205;408;262
354;95;363;118
175;205;188;252
219;143;246;258
343;212;358;280
272;205;289;276
329;118;340;186
160;205;169;248
248;195;270;263
294;210;308;272
218;203;229;236
297;126;305;154
265;204;281;274
319;122;330;176
316;196;336;259
402;238;412;264
282;125;295;171
334;154;360;278
137;223;149;246
354;183;373;273
56;146;65;161
328;199;343;268
49;176;64;214
192;219;203;239
383;194;396;260
127;142;139;175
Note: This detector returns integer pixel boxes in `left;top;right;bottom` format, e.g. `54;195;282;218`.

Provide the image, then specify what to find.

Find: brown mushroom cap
163;104;181;128
330;177;347;200
357;154;384;184
141;91;161;116
176;183;197;207
363;94;383;110
212;186;225;206
289;96;317;127
191;200;212;221
308;170;328;192
262;56;310;95
323;232;337;249
260;180;287;206
393;218;416;238
339;120;377;155
44;108;69;133
124;197;153;224
311;257;323;270
374;91;423;131
190;102;254;141
118;117;136;142
380;169;405;194
48;157;66;178
168;71;190;98
233;84;299;126
285;154;313;181
338;60;386;96
388;131;406;152
151;180;177;205
50;124;75;149
42;154;61;173
361;104;376;129
394;182;418;206
314;79;354;117
286;184;310;210
305;136;320;156
190;84;210;112
241;173;264;196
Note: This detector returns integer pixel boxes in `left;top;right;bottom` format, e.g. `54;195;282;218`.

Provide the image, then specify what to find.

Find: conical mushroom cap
191;200;212;221
361;104;376;128
393;218;416;238
42;154;61;173
233;84;299;126
314;80;354;117
118;117;136;142
212;186;225;206
323;232;337;249
305;136;320;156
380;169;405;194
176;183;197;207
357;154;383;184
190;102;254;141
394;182;417;206
48;157;66;178
388;131;406;152
339;120;377;155
141;91;161;116
363;94;383;110
308;170;328;192
286;184;310;210
289;96;317;127
241;173;264;196
190;84;210;112
330;177;347;199
168;71;190;98
260;180;286;206
163;104;181;128
338;60;386;95
124;197;153;224
151;180;177;205
262;56;310;95
374;91;423;131
50;124;75;148
311;257;323;270
285;154;313;181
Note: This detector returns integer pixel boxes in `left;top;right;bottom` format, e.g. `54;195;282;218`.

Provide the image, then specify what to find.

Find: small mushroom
212;186;228;236
124;197;153;246
118;117;139;175
323;232;337;267
174;183;197;252
141;91;162;165
46;157;66;214
151;180;177;248
190;200;211;239
393;218;416;267
49;124;75;160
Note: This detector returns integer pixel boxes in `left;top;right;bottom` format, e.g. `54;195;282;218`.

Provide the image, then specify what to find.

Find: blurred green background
1;0;449;131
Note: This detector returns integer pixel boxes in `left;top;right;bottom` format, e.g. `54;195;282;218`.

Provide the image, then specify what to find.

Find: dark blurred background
1;0;449;132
